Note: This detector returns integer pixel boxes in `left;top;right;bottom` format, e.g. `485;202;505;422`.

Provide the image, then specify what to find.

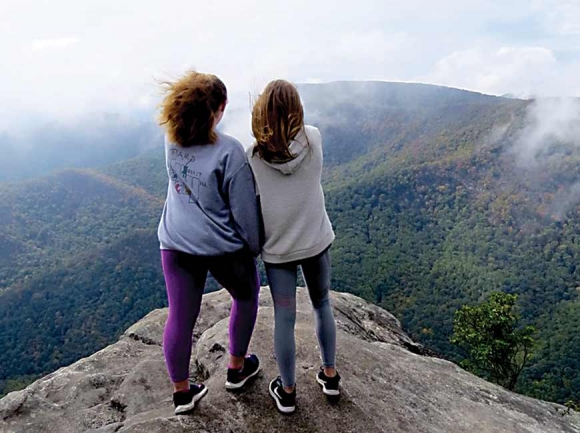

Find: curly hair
251;79;306;162
158;71;227;147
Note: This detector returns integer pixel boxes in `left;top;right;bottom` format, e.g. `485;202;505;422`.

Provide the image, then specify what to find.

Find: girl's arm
228;163;262;255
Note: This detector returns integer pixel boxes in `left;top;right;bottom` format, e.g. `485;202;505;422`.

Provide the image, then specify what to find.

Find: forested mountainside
1;82;579;405
0;169;163;293
0;170;165;394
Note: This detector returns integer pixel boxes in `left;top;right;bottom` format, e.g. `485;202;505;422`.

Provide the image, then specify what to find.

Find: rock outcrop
1;288;579;433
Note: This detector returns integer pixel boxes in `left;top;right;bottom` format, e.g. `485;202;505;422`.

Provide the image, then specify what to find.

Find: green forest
1;82;579;405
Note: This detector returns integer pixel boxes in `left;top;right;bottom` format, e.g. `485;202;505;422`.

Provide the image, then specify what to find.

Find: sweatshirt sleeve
227;163;262;255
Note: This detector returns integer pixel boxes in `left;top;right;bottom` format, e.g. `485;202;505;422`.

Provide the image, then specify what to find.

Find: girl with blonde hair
248;79;340;414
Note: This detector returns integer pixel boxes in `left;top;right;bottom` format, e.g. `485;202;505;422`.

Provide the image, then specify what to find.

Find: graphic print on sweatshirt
168;148;207;202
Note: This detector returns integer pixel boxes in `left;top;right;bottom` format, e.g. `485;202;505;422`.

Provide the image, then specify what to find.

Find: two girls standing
157;72;340;415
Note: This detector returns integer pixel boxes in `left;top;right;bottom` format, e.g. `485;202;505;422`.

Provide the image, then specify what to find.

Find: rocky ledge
1;288;579;433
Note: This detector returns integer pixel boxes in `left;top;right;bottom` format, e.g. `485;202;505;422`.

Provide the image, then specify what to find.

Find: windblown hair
158;71;227;147
251;80;307;162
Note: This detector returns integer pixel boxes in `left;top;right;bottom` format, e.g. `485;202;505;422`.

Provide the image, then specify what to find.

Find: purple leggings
161;249;260;383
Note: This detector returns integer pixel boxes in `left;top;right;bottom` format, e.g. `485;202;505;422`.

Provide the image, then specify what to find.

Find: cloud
0;0;579;125
509;97;580;218
31;37;79;52
428;46;579;97
325;31;410;64
533;0;580;35
513;97;580;166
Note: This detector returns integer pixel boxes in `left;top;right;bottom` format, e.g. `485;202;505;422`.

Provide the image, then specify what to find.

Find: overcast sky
1;0;579;127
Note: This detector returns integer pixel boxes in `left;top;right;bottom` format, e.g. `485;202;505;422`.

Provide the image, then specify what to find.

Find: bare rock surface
1;288;578;433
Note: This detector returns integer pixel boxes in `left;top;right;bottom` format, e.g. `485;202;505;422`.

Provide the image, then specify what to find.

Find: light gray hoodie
248;125;335;263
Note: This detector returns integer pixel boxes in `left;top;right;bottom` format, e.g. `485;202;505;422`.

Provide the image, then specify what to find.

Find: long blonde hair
251;80;307;162
158;71;227;147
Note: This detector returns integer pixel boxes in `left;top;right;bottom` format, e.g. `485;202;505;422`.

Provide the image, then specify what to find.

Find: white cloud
0;0;578;125
513;97;580;166
533;0;580;35
510;96;580;218
30;37;79;52
428;46;579;97
326;31;410;64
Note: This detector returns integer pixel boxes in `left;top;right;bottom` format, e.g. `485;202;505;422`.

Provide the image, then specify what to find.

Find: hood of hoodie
262;128;310;175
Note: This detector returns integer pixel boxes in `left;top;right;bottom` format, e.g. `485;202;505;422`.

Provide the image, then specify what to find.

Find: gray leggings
265;248;337;388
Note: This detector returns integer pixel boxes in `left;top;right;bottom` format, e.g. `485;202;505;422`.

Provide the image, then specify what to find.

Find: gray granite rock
1;288;578;433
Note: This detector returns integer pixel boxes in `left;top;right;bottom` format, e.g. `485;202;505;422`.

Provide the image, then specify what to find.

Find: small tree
451;292;535;390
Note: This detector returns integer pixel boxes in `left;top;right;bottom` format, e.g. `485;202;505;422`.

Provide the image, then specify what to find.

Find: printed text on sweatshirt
158;132;261;256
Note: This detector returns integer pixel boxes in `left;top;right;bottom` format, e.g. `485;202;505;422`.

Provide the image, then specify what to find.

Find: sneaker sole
316;376;340;396
174;386;208;415
224;365;261;390
269;384;296;414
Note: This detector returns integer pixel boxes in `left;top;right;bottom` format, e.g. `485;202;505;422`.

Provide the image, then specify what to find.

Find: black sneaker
269;377;296;414
316;367;341;396
173;383;208;415
225;354;261;390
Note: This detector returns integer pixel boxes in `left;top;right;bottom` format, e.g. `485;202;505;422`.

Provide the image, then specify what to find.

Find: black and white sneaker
225;354;261;390
316;367;341;396
269;377;296;414
173;383;208;415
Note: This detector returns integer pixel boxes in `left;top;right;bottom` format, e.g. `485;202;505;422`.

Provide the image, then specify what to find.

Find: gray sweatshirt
247;125;335;263
158;132;261;256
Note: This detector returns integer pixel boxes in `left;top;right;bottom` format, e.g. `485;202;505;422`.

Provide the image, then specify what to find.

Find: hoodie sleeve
227;162;262;256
